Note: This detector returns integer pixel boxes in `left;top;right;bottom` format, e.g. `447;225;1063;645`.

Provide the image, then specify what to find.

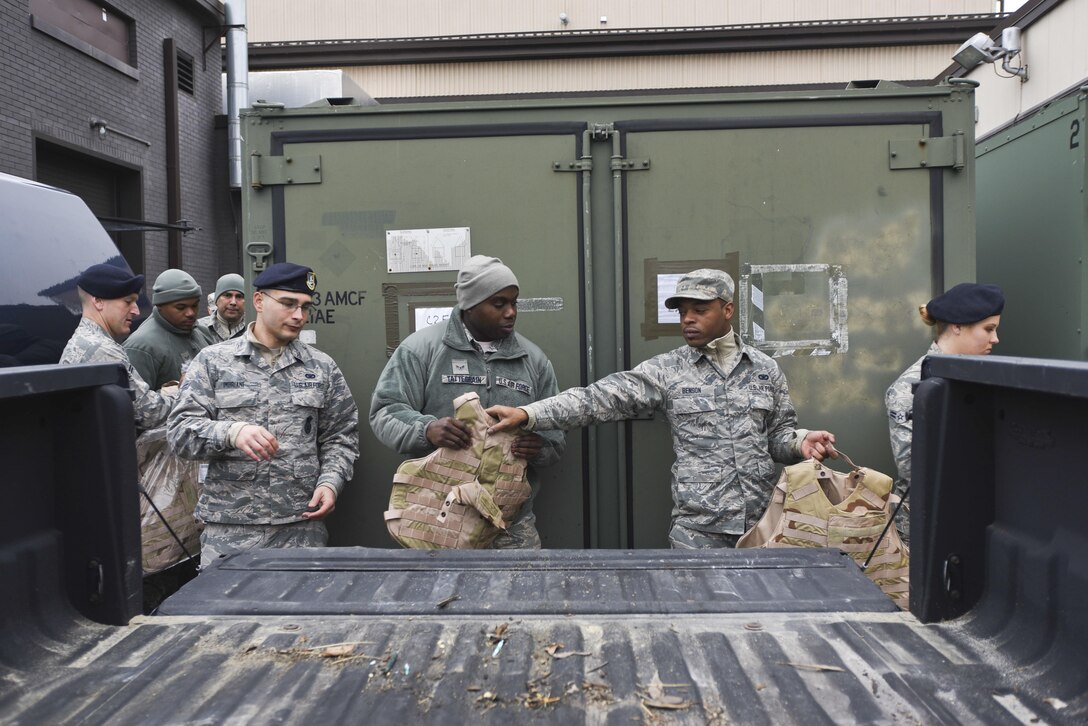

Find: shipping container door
272;123;588;547
617;116;942;547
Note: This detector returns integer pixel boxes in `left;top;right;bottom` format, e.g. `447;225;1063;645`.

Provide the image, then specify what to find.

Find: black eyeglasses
266;294;314;314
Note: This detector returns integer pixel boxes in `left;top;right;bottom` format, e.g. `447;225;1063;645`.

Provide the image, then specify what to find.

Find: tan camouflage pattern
167;334;359;525
60;317;174;433
199;520;327;568
386;392;531;549
136;427;202;574
524;334;804;538
738;459;910;609
884;343;938;543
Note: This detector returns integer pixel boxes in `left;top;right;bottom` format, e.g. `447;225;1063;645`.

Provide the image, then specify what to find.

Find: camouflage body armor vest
738;459;910;609
385;392;530;549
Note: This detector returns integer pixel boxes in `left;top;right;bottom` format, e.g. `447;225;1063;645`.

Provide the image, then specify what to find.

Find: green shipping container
977;90;1088;361
240;83;978;549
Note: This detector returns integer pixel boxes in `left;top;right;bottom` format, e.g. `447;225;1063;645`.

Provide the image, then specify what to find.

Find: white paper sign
656;273;684;324
415;306;454;331
386;227;471;273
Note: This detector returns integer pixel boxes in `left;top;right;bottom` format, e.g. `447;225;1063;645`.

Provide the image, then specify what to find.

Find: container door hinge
552;159;593;172
249;153;323;189
611;157;651;171
889;131;965;171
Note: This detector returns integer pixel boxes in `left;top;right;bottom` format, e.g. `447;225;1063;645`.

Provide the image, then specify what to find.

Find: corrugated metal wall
333;45;964;98
247;0;995;40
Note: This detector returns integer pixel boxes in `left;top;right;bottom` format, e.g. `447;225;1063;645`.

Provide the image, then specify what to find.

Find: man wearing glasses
168;262;359;567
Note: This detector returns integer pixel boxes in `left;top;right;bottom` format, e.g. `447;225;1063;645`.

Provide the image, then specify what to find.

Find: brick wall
0;0;235;297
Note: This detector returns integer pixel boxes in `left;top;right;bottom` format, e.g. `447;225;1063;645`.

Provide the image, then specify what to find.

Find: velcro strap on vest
855;487;886;510
781;524;826;545
790;481;822;500
439;447;482;469
784;511;825;528
422;459;476;480
384;509;402;521
394;472;455;494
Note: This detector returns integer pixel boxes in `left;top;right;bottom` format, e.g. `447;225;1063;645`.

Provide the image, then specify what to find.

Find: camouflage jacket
167;331;360;525
198;312;246;343
60;317;174;433
369;307;564;524
885;342;940;489
524;333;805;535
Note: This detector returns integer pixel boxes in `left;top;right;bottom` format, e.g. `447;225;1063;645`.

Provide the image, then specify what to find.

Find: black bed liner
2;356;1086;723
2;547;1071;725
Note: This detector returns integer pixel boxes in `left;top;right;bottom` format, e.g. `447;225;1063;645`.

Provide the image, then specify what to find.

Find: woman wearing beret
885;282;1006;543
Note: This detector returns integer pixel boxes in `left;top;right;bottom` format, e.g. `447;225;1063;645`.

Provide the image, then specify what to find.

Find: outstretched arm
487;405;529;433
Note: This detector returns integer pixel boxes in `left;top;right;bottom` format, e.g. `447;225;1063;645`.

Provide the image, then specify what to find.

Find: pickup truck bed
1;546;1072;724
1;358;1085;724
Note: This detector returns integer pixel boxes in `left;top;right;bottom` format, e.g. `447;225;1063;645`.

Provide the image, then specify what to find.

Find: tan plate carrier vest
738;459;910;609
385;392;530;549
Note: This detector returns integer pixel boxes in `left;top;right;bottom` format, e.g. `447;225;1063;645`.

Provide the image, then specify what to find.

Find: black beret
254;262;317;293
927;282;1005;324
78;263;144;299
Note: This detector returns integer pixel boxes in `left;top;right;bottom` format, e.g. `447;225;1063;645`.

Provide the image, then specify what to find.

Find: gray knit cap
214;273;245;300
455;255;519;310
152;269;202;305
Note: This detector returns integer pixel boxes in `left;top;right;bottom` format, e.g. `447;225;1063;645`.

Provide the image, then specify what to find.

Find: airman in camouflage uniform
488;269;837;548
884;343;939;544
885;282;1005;545
197;273;247;342
60;264;175;433
168;263;359;567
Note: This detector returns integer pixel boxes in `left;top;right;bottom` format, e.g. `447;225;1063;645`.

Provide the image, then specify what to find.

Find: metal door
268;123;588;547
617;115;945;547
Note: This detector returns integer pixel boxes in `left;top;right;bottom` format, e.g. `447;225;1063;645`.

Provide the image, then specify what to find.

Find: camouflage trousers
668;521;740;549
200;520;328;569
490;511;542;550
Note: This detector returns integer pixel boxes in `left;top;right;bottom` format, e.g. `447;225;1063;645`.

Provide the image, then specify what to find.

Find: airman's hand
512;433;544;460
485;405;529;434
235;424;279;461
302;485;336;520
426;417;471;449
802;430;838;462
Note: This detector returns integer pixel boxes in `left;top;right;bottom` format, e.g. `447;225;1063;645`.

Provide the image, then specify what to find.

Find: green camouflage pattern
60;317;174;433
198;312;246;342
884;343;937;543
525;333;804;537
168;334;359;525
667;523;740;549
199;520;327;568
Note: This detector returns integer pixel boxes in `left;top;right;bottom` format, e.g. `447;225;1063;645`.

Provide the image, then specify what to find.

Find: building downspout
225;0;248;189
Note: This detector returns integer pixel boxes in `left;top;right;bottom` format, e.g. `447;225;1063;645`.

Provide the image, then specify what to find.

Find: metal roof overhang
244;14;1008;69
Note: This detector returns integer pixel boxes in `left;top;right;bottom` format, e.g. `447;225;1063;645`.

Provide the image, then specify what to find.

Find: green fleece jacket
124;308;214;389
369;308;564;519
